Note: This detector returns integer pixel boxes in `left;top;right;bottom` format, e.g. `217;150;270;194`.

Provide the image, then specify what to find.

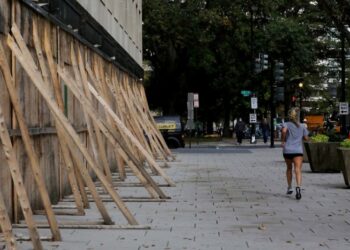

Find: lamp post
298;82;303;122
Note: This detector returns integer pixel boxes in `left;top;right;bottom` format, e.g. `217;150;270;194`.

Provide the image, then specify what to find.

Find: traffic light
274;61;284;82
254;53;269;73
275;87;284;102
254;57;262;73
260;53;269;70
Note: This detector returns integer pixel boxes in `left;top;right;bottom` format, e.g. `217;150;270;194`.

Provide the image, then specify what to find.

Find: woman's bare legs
293;156;303;187
285;158;293;188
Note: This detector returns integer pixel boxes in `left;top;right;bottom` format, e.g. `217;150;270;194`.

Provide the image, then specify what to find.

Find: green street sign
241;90;251;97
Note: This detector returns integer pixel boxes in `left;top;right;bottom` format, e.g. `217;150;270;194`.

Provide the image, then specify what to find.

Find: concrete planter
337;148;350;187
302;143;309;163
304;142;341;172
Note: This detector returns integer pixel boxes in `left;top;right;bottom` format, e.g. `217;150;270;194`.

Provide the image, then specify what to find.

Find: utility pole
270;71;275;148
340;28;347;135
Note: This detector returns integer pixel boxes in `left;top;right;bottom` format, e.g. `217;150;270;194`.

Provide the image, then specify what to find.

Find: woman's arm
281;127;287;147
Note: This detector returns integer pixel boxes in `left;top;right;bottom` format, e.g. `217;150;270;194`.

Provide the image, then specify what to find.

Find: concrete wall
77;0;142;66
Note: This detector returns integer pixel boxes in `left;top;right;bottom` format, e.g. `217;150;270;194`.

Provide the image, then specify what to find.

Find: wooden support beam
75;46;113;184
0;40;62;241
119;80;167;163
42;21;88;212
85;64;165;199
90;63;126;180
116;77;155;160
59;69;170;197
26;21;113;225
0;191;17;250
63;65;171;188
86;81;175;186
8;25;137;225
0;105;43;250
138;84;175;160
35;18;86;215
13;224;150;230
62;198;167;203
127;82;170;160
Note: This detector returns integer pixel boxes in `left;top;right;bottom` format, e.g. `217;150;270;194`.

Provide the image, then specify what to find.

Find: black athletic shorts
283;153;303;159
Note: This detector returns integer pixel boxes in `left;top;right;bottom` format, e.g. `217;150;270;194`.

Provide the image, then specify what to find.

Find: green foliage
326;131;347;142
310;134;329;143
142;0;350;132
340;139;350;148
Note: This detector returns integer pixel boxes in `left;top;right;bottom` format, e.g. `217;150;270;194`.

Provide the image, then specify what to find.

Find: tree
142;0;348;135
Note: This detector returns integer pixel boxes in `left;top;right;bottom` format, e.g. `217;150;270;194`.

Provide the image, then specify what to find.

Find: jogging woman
281;108;309;200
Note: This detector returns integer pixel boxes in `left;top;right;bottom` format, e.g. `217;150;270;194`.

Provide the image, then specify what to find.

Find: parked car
154;115;185;148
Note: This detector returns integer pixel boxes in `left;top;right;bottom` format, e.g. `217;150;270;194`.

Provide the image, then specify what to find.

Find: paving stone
13;140;350;249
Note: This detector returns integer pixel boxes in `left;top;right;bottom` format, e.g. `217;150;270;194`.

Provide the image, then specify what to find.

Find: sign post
249;113;257;123
187;93;194;148
339;102;349;115
250;96;258;144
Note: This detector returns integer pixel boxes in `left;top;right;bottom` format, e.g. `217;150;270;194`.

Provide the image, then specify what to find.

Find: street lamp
298;82;303;121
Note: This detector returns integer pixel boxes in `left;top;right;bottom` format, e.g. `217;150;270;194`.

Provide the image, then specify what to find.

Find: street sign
339;102;349;115
241;90;251;97
249;113;257;123
193;93;199;108
251;97;258;109
194;100;199;108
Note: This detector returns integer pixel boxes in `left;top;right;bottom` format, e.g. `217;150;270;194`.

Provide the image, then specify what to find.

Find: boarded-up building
0;0;144;222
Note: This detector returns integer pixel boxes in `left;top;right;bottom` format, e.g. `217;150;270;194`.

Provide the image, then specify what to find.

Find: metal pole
341;28;347;135
270;61;275;148
270;83;275;148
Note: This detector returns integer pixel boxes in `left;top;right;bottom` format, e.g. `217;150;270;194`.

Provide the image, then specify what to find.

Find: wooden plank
75;45;113;184
10;25;112;223
0;37;13;223
119;79;166;162
92;62;127;179
72;157;90;209
8;27;137;225
70;43;100;169
0;105;43;250
62;198;166;203
118;77;154;158
0;190;17;250
85;64;164;198
0;41;62;241
33;18;84;214
111;74;144;163
59;68;168;198
42;21;87;213
77;71;174;187
126;81;169;160
14;224;150;230
31;22;115;223
138;84;174;159
86;81;175;186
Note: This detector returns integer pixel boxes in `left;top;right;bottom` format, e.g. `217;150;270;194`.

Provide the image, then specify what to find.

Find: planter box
304;142;341;172
337;148;350;187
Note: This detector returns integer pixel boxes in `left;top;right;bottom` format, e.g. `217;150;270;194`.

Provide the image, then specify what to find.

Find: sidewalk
13;141;350;249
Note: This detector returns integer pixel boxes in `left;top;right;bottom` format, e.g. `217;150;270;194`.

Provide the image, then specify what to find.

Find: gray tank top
283;122;308;154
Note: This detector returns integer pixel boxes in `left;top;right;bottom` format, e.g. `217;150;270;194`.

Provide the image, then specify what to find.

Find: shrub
326;131;347;142
340;139;350;148
310;134;329;143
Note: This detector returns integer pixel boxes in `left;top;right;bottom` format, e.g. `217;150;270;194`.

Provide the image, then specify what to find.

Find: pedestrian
234;118;245;145
281;108;309;200
260;118;270;144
